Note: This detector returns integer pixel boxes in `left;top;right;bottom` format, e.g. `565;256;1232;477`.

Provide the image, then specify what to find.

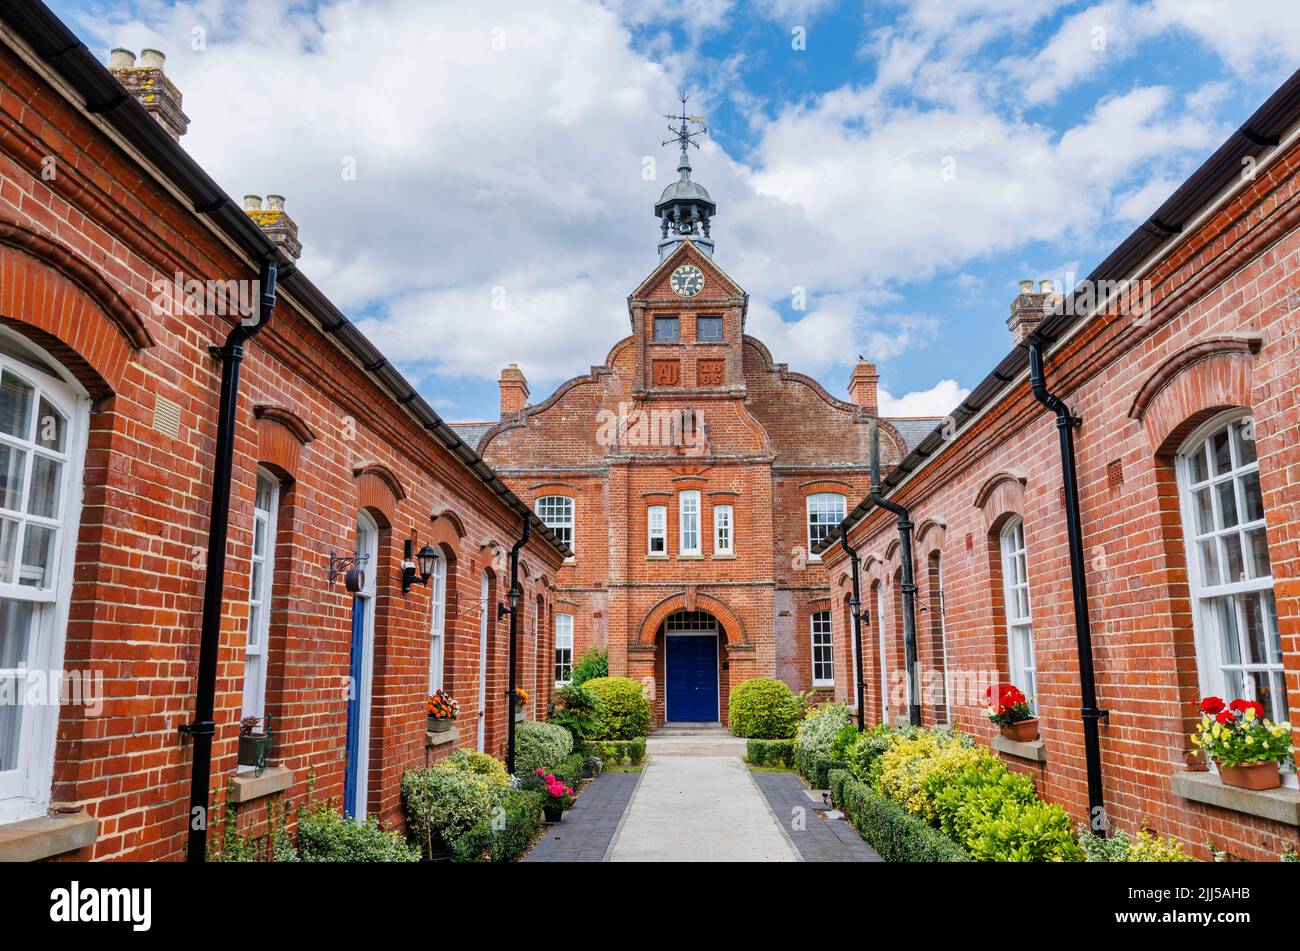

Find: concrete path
607;734;798;862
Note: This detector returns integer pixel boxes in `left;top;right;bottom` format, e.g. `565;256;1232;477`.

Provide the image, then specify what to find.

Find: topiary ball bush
583;677;652;739
513;720;574;776
729;678;801;738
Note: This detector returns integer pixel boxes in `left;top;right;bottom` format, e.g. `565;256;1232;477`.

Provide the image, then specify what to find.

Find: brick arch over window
974;471;1027;533
638;592;748;646
915;518;947;557
0;228;156;397
1127;336;1260;453
427;512;463;554
254;405;315;479
353;462;406;522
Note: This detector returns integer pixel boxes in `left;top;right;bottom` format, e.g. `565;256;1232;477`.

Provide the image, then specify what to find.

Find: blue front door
343;597;365;817
666;635;718;722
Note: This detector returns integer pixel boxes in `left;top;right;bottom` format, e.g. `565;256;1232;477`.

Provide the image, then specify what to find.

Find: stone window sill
0;810;98;862
992;734;1048;763
229;765;294;804
426;727;460;749
1170;770;1300;826
678;554;704;560
713;553;736;560
646;554;669;561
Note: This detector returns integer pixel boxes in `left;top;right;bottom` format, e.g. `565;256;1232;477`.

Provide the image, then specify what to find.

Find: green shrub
296;804;419;862
846;724;903;784
590;737;646;767
746;738;795;768
401;767;494;856
584;677;651;739
435;749;510;787
451;789;545;863
550;753;586;791
929;762;1035;844
794;702;851;757
514;720;574;776
548;683;606;749
571;647;609;686
829;770;967;862
966;799;1085;862
1077;825;1194;862
794;747;847;788
729;678;801;739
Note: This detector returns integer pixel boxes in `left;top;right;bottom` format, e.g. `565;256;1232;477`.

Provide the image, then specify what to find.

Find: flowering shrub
532;769;576;810
1191;696;1293;768
426;690;459;722
985;684;1034;727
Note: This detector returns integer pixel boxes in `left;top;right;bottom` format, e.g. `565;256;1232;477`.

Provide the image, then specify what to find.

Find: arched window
1178;412;1286;722
241;469;279;726
806;493;846;559
999;518;1036;710
427;552;447;693
536;495;574;558
0;337;89;822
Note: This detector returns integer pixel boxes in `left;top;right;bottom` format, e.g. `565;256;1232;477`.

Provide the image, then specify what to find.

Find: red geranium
1228;698;1266;719
986;683;1033;727
1199;696;1225;714
1215;709;1235;725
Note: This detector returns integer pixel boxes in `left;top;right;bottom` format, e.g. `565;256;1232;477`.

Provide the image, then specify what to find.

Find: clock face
670;264;705;298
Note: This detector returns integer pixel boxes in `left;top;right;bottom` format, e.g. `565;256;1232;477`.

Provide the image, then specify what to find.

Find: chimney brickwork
107;48;189;140
243;194;303;260
847;358;879;416
1008;278;1062;345
499;364;530;418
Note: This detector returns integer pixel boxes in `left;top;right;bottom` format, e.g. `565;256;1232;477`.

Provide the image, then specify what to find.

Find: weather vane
663;92;708;153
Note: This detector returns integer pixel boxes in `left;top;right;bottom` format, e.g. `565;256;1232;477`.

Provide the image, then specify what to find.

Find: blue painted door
343;597;365;817
666;635;718;722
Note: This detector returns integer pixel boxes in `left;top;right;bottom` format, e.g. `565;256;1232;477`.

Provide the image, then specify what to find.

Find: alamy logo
49;881;152;932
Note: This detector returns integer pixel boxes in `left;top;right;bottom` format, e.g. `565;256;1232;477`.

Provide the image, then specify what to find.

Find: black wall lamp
496;583;522;620
401;539;438;594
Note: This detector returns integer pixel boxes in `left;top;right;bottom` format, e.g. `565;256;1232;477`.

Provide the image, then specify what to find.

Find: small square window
653;317;680;343
697;316;723;342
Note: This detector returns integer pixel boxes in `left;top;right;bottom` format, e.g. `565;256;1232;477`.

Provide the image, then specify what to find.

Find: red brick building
821;72;1300;861
457;130;931;726
0;4;565;862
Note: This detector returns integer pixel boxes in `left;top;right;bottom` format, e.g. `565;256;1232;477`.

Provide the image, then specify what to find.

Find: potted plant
986;684;1038;741
582;754;604;780
525;769;575;823
1191;696;1293;790
426;690;459;733
237;715;272;774
513;686;529;721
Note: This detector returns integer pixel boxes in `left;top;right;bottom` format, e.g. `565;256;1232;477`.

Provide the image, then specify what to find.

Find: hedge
829;769;968;863
794;747;848;788
514;720;574;776
297;804;420;862
583;677;652;739
590;737;646;767
745;738;795;768
729;678;801;739
451;789;545;863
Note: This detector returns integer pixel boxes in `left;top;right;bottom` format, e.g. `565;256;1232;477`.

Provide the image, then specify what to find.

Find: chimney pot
1018;279;1034;294
243;195;263;211
266;195;286;212
109;48;136;69
1039;279;1055;294
244;193;302;260
139;49;165;69
107;47;189;139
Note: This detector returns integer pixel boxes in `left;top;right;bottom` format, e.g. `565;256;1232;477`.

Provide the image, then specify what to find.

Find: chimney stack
499;364;530;418
847;357;879;416
243;194;303;260
1007;279;1062;345
107;48;190;140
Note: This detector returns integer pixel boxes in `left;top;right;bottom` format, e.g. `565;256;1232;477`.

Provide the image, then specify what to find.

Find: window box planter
427;716;454;733
514;706;525;723
1219;762;1281;791
999;718;1039;742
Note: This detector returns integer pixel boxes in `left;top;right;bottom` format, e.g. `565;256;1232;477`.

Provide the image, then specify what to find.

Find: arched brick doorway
661;610;722;724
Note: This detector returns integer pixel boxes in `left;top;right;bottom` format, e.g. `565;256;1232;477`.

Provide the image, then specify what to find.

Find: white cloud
878;379;969;417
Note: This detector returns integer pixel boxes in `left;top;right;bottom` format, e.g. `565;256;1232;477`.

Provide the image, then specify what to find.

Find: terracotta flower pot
1218;761;1281;790
427;717;453;733
1000;718;1039;742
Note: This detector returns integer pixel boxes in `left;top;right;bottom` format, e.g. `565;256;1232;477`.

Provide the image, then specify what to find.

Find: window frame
696;315;723;343
713;503;733;555
241;469;279;729
427;551;447;694
653;316;680;343
0;342;89;824
536;495;575;561
999;517;1037;713
811;610;834;686
1177;410;1287;726
806;492;846;561
647;504;667;556
555;613;574;686
678;490;701;556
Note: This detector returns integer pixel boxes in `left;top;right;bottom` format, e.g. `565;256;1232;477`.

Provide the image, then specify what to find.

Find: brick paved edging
750;772;884;863
523;771;642;862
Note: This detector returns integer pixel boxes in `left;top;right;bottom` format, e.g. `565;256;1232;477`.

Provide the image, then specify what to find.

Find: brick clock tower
458;99;917;726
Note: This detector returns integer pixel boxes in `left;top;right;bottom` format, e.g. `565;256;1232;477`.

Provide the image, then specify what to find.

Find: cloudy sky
50;0;1300;421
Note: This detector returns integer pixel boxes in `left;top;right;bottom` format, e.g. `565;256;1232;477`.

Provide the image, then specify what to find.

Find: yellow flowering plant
1190;696;1293;768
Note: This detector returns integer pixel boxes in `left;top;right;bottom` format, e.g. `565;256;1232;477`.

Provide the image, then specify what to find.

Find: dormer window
697;316;723;342
654;317;679;343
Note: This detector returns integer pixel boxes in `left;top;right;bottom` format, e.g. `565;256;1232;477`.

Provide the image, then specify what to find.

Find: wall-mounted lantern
401;539;438;594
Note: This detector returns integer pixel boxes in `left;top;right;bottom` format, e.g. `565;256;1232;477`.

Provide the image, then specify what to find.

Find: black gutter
505;512;529;775
868;421;920;727
1028;342;1109;836
2;0;569;562
179;257;278;862
839;523;868;732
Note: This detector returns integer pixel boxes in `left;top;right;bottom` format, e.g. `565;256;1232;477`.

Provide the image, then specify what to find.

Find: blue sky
49;0;1300;421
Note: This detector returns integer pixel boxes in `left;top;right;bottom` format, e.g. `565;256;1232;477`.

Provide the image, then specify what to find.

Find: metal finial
662;92;708;154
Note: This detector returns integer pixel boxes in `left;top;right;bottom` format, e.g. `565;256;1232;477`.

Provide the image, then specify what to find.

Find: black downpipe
505;512;530;775
181;258;278;863
869;421;921;727
1028;341;1108;835
839;527;867;732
